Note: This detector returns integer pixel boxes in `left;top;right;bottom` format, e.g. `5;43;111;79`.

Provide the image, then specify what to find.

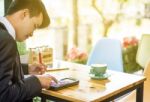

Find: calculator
49;78;79;91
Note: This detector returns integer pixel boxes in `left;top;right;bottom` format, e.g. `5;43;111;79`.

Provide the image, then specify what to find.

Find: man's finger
48;75;58;83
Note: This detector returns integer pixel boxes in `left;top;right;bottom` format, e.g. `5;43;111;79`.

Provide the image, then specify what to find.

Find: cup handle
90;68;94;74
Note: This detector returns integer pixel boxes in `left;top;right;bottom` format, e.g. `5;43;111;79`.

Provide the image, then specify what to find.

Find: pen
39;51;42;64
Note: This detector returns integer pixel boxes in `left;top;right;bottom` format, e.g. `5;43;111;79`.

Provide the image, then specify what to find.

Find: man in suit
0;0;57;102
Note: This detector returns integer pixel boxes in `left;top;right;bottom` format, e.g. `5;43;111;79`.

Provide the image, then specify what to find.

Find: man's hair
6;0;50;28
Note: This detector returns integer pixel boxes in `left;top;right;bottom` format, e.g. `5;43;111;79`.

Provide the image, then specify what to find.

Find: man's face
16;10;43;42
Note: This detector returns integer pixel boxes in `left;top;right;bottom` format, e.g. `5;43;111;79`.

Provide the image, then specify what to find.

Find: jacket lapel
0;22;24;82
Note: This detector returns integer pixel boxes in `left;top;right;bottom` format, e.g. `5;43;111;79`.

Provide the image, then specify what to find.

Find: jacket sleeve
22;63;29;74
0;31;42;102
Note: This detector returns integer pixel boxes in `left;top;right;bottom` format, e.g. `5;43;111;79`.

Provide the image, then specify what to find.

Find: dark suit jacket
0;22;42;102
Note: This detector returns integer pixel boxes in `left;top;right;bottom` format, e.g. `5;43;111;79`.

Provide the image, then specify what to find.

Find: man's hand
28;63;47;75
36;75;58;89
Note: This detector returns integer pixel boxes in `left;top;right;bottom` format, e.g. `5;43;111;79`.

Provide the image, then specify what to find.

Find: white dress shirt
0;17;16;40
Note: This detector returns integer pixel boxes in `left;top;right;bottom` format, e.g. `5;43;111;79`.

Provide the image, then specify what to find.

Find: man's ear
20;9;30;20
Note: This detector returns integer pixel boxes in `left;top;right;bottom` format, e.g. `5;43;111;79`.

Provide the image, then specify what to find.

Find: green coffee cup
90;64;107;76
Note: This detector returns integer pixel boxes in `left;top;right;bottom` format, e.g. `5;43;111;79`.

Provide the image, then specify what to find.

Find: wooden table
40;61;146;102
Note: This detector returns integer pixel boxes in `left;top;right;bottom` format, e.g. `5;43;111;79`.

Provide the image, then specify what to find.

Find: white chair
136;34;150;69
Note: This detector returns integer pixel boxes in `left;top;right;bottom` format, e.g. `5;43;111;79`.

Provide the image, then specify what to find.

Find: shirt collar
0;17;16;40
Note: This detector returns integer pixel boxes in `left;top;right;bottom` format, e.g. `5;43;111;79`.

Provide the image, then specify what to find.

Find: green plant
17;42;27;55
122;37;142;73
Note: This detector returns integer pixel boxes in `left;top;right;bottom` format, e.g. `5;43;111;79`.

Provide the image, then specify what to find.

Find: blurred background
1;0;150;73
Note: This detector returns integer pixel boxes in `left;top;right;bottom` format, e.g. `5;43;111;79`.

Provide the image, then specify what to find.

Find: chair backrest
87;38;123;72
136;34;150;68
